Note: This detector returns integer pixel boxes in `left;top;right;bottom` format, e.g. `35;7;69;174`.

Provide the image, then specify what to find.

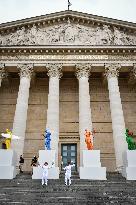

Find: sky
0;0;136;24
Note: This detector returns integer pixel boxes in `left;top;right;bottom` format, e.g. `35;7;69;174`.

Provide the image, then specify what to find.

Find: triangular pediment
0;10;136;46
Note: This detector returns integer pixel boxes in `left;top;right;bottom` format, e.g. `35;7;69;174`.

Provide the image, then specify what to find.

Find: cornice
0;10;136;34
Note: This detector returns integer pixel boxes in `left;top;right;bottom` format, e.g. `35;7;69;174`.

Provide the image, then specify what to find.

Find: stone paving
0;173;136;205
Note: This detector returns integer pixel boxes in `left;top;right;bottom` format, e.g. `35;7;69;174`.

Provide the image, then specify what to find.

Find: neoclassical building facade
0;10;136;172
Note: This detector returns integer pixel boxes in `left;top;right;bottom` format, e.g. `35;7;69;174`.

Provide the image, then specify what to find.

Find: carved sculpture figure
8;27;27;45
113;27;130;45
63;24;75;42
125;128;136;150
43;128;51;150
28;25;39;44
77;25;93;43
84;129;93;150
0;22;136;46
100;25;113;44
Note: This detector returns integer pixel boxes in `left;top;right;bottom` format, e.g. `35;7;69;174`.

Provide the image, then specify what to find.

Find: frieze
29;55;109;60
0;22;136;46
0;54;136;61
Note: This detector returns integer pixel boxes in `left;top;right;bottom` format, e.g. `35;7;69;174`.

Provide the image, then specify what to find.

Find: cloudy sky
0;0;136;24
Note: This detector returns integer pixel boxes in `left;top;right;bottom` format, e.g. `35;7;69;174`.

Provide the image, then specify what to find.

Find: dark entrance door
61;144;77;171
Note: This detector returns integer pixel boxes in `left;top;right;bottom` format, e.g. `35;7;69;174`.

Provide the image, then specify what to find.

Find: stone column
105;63;127;171
0;63;7;87
76;64;92;163
46;63;62;165
11;64;33;161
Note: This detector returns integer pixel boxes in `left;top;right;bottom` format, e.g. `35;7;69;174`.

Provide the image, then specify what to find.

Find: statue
43;128;51;150
1;129;20;149
100;25;113;45
4;129;12;149
84;129;93;150
125;128;136;150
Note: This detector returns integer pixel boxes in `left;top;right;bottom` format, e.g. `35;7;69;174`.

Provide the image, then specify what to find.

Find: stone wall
59;76;80;169
90;78;116;171
24;77;48;171
0;79;19;147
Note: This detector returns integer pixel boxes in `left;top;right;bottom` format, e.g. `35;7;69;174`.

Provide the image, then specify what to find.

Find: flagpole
68;0;72;10
68;0;69;10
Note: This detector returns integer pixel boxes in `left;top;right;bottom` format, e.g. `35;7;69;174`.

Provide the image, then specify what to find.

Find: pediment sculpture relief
0;22;136;45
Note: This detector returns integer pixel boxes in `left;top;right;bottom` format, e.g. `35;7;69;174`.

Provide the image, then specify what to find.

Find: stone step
0;173;136;204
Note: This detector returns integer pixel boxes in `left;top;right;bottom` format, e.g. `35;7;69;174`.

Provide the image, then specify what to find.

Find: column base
0;149;17;179
122;150;136;180
32;150;59;179
79;150;107;180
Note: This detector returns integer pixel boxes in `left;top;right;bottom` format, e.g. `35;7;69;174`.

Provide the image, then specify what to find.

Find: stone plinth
122;150;136;180
32;150;59;179
79;150;106;180
0;149;17;179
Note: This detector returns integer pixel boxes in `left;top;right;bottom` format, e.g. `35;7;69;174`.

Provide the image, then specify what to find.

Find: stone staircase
0;172;136;204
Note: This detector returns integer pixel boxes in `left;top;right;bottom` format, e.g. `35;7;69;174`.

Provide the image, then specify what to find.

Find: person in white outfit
63;161;75;186
39;161;54;186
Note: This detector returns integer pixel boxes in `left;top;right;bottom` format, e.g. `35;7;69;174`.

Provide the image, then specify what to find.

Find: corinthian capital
0;63;7;79
128;64;136;84
132;63;136;77
46;63;63;79
17;64;34;79
105;63;121;78
75;64;92;79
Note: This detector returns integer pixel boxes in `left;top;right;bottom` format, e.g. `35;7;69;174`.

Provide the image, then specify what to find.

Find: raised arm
71;161;75;167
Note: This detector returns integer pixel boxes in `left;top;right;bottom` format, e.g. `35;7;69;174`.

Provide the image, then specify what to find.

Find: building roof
0;10;136;31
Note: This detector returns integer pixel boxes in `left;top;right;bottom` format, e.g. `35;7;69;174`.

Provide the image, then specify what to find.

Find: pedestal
122;150;136;180
32;150;59;179
0;149;17;179
79;150;106;180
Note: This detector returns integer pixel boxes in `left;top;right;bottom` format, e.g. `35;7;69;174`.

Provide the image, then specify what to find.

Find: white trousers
65;173;71;185
42;174;48;185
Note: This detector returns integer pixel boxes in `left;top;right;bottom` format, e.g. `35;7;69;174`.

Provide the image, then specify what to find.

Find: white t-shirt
42;165;49;176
